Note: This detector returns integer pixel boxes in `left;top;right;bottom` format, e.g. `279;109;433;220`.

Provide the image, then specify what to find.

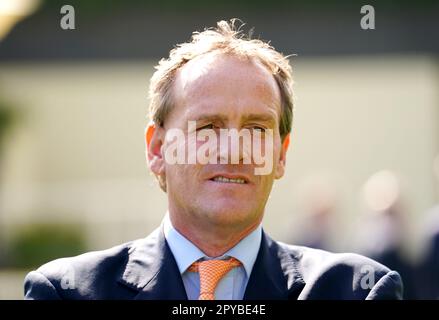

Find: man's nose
217;128;251;165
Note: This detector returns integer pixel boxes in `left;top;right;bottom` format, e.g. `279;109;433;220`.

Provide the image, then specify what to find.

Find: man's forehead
172;53;281;113
177;52;220;86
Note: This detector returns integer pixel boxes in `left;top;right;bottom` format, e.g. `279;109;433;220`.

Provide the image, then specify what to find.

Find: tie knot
188;257;242;272
188;257;242;300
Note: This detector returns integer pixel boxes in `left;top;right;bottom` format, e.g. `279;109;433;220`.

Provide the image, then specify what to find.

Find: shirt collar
163;213;262;278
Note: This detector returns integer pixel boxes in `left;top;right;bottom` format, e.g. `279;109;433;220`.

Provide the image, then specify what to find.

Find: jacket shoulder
24;239;139;299
275;241;403;299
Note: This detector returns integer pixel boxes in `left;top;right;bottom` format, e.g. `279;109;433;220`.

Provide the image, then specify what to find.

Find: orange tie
188;257;242;300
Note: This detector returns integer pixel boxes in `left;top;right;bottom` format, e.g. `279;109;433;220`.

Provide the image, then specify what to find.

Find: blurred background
0;0;438;299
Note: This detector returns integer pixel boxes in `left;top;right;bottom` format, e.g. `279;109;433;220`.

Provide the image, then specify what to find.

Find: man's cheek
253;130;274;176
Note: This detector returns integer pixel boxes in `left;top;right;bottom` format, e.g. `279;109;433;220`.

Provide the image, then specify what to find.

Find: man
24;19;403;300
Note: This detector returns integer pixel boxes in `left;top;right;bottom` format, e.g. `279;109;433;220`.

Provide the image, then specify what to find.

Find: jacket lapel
118;226;304;300
118;225;188;300
244;230;305;300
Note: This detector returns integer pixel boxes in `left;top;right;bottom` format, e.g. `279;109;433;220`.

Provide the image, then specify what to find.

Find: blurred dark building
0;0;438;61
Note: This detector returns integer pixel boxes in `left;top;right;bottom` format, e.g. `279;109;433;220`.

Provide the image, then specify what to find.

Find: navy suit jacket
24;226;403;300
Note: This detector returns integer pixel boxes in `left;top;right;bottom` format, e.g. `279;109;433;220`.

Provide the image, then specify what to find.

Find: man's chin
200;203;256;225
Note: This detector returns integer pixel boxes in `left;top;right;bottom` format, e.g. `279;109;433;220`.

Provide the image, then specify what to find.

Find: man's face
149;53;288;231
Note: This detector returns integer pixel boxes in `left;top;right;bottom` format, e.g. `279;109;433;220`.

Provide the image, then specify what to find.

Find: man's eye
197;124;215;131
252;126;267;132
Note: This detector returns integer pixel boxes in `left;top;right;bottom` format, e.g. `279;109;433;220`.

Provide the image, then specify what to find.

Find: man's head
146;19;294;234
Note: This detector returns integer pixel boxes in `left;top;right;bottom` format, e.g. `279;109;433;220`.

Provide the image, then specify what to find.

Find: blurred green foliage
0;101;16;147
7;223;87;269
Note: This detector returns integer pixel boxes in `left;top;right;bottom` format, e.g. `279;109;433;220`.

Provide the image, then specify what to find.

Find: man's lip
208;173;251;183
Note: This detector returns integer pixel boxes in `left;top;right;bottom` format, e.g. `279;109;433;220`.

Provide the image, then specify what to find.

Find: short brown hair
148;19;294;140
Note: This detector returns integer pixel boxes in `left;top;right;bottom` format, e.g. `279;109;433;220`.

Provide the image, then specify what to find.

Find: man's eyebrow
189;114;228;123
187;113;277;124
242;113;277;124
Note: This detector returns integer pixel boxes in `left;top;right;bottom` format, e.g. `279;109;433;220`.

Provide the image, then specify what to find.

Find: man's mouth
208;172;250;184
211;176;247;184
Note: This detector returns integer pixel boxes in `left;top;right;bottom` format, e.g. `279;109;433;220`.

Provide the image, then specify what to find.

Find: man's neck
168;213;262;257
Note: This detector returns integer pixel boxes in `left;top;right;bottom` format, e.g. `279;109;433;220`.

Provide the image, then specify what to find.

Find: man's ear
275;133;290;179
145;122;165;177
